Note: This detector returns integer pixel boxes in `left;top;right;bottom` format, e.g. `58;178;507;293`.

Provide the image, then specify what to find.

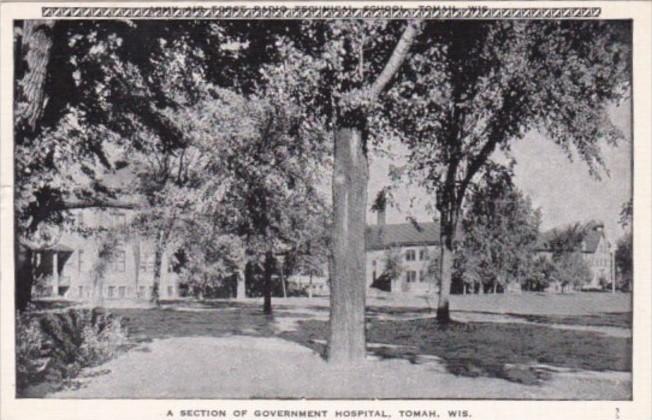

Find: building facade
535;221;615;290
30;208;179;302
365;211;441;295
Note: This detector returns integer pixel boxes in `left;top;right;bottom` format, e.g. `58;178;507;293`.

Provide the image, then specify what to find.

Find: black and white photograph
1;2;651;419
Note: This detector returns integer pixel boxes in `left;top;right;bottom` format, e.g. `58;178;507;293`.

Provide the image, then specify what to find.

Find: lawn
105;294;631;386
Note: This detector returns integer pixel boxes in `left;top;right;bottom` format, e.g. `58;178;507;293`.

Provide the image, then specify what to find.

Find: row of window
593;257;610;268
405;270;429;283
77;285;175;299
405;249;430;262
371;249;431;269
76;249;165;273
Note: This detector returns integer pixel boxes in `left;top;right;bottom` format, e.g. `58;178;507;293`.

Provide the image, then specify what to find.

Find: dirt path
50;335;630;400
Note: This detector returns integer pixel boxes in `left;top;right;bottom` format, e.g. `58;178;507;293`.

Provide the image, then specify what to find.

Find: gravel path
50;335;631;400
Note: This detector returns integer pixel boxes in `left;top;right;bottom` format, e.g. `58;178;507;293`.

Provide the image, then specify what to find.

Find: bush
15;308;129;395
15;314;48;390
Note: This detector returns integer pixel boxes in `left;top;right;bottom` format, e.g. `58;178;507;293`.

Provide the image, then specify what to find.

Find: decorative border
42;6;602;19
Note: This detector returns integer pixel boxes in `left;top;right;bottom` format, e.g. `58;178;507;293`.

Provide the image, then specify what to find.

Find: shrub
15;313;48;390
15;308;129;395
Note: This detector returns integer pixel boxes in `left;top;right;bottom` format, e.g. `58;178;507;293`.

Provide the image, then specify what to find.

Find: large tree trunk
328;126;368;364
263;251;274;315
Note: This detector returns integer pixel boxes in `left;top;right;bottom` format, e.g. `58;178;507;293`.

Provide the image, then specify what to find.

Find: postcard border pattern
41;6;602;19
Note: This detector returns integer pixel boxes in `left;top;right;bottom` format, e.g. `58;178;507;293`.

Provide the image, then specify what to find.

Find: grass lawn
281;318;631;385
104;294;631;386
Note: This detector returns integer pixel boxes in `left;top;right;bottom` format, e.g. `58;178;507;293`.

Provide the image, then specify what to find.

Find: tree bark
263;251;274;315
17;20;55;134
326;20;420;364
328;127;368;364
151;230;166;306
15;244;34;312
436;234;454;323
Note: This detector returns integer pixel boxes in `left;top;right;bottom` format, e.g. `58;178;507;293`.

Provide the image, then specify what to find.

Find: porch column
52;252;59;297
236;262;246;300
611;251;616;293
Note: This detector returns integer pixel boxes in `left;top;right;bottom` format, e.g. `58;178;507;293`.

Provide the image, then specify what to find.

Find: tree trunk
15;244;34;312
309;273;313;299
151;230;166;306
133;242;140;299
493;280;497;294
328;126;368;364
263;251;274;315
436;235;454;323
17;20;55;134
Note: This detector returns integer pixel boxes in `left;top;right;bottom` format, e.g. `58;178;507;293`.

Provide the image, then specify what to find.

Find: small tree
615;200;633;291
382;247;405;287
458;169;541;294
553;252;593;292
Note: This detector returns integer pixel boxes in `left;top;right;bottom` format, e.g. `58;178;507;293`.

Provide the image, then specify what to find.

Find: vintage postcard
1;1;650;420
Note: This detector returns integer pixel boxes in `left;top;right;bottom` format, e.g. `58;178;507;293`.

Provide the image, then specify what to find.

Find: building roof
366;222;441;251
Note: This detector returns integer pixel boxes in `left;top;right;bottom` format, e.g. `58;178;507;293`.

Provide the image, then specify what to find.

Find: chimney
377;208;386;226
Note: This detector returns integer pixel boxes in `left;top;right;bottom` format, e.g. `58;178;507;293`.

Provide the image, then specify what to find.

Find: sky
366;100;632;243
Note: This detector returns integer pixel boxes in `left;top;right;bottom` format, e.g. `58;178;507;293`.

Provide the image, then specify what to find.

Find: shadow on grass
507;312;632;329
110;302;631;387
280;318;632;386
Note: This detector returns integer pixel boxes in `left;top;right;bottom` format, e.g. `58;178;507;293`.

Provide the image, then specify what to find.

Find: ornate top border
42;6;602;19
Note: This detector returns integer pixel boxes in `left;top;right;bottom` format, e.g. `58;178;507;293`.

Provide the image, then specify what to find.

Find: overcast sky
367;100;632;243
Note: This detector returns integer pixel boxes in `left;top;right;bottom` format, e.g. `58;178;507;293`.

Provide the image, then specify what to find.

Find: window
405;250;416;261
108;286;115;298
138;286;146;298
406;271;417;283
419;249;429;260
78;286;84;297
118;286;126;298
419;270;426;282
372;260;376;267
112;250;126;272
140;250;148;272
167;286;173;297
78;250;85;272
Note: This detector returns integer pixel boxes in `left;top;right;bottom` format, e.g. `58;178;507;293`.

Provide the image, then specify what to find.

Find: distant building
286;273;330;296
28;208;179;302
534;220;614;290
365;209;441;294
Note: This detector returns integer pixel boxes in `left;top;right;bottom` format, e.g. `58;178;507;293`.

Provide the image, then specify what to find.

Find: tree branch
368;20;423;102
58;199;139;211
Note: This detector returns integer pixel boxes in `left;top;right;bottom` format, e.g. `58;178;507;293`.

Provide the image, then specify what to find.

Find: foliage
458;170;541;292
382;247;406;282
615;231;633;291
15;313;46;390
380;20;630;315
619;199;633;230
526;256;557;292
15;308;128;394
553;252;593;290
